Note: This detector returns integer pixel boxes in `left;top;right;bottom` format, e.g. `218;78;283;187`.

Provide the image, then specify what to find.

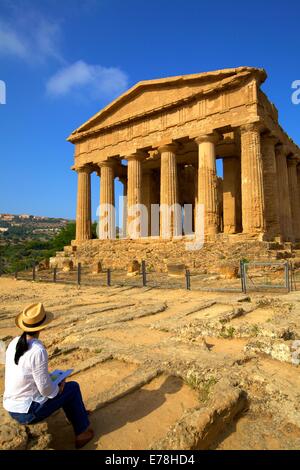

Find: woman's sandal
75;428;94;449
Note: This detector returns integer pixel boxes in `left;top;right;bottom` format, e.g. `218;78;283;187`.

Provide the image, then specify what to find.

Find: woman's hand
58;379;66;394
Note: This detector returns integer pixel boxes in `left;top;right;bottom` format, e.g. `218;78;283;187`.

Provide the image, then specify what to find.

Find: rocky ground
0;277;300;450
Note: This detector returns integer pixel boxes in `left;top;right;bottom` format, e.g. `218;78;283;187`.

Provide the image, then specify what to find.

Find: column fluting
158;144;180;238
240;123;265;234
261;135;281;239
195;134;218;236
99;161;115;239
75;166;92;241
275;145;293;241
287;158;300;241
126;152;144;238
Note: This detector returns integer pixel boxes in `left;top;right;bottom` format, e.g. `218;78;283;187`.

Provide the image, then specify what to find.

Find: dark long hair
14;331;38;365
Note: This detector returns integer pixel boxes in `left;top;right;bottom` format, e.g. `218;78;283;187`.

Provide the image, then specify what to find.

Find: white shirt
3;337;59;413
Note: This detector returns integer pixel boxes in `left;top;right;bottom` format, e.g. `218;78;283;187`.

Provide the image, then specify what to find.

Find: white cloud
46;60;129;101
0;11;64;64
0;21;28;59
0;4;129;101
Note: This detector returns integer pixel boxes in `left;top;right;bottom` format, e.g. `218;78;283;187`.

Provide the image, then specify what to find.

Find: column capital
75;164;93;174
262;133;279;147
157;143;178;154
98;159;116;169
287;157;298;167
275;143;287;156
240;122;262;134
195;132;218;145
125;151;147;161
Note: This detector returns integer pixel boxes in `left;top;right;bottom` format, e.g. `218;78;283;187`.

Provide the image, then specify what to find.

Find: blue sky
0;0;299;220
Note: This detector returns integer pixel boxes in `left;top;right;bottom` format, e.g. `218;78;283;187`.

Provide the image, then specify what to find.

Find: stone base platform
51;234;294;273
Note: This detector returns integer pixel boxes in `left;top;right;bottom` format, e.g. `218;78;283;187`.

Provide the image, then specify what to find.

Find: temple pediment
67;67;266;142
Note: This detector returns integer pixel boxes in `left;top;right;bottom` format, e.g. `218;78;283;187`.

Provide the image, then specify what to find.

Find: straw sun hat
15;303;54;332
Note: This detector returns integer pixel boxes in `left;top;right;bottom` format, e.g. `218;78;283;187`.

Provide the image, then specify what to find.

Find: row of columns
75;125;300;242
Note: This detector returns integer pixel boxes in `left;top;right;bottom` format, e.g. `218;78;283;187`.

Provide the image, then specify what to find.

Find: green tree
0;222;76;274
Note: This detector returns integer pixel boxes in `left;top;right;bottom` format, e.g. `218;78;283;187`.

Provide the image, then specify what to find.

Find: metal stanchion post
240;260;245;293
287;261;292;292
243;261;247;293
77;263;81;286
185;269;191;290
107;268;111;287
142;260;147;287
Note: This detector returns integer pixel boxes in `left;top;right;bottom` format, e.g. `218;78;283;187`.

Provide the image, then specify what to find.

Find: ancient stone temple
66;67;300;269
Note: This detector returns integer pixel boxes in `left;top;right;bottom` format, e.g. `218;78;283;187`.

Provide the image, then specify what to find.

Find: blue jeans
9;381;90;436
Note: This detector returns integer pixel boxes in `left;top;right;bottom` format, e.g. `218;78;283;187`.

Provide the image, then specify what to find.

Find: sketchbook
50;369;73;386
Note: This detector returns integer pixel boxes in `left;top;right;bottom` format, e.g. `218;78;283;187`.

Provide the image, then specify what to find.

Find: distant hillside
0;221;98;274
0;221;75;274
0;213;70;243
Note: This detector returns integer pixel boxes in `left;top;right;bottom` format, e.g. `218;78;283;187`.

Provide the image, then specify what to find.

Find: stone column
158;144;180;238
275;145;293;241
261;135;281;239
195;134;218;236
223;157;242;234
194;166;198;233
297;163;300;211
126;152;144;238
119;177;127;238
99;161;115;239
287;158;300;241
297;164;300;209
180;165;196;235
142;169;153;237
240;123;265;234
75;166;92;241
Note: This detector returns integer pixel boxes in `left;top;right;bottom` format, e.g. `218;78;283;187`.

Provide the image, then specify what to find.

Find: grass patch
198;377;218;402
220;325;236;339
185;371;218;403
250;324;260;337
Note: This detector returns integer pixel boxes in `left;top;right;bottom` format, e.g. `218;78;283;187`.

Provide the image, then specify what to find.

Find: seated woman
3;303;94;449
